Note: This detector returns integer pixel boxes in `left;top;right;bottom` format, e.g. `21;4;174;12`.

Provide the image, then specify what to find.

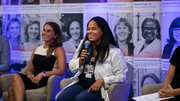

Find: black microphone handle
82;49;88;66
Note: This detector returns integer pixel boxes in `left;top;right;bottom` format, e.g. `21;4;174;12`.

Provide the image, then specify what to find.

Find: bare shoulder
54;46;65;55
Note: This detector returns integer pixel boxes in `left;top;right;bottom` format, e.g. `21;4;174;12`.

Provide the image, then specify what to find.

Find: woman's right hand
27;74;34;81
79;49;90;65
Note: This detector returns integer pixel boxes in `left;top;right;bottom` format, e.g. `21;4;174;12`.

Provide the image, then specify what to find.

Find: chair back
126;63;134;85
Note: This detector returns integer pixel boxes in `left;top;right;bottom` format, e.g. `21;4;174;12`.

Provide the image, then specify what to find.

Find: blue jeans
56;83;104;101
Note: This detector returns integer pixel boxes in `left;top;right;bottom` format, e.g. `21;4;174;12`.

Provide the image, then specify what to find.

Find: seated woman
56;16;128;101
159;46;180;101
7;22;66;101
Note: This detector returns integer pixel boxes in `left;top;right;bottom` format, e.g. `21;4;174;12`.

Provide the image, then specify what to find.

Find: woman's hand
158;88;174;98
27;74;34;81
88;78;104;92
79;49;90;65
31;72;44;85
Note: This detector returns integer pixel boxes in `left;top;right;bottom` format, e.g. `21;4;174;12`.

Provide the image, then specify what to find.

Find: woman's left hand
32;72;44;85
88;78;104;92
159;88;174;98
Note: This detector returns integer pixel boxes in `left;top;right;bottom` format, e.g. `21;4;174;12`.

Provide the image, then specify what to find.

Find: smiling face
69;21;81;40
87;20;103;45
28;23;39;39
173;27;180;42
9;22;20;38
142;21;157;42
42;24;57;43
115;22;130;42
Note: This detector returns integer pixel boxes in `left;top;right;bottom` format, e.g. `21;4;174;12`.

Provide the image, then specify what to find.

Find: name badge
84;64;94;78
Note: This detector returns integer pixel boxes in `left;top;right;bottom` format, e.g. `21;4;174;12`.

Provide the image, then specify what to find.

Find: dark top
162;43;174;59
170;46;180;99
116;41;134;56
18;46;56;90
79;47;96;89
33;54;56;76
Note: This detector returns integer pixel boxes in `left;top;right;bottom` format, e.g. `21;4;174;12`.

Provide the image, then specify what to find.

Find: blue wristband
43;71;46;77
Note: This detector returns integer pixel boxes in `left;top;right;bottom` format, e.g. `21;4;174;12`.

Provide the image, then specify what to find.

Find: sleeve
0;37;10;72
170;46;180;66
103;48;128;88
69;40;84;73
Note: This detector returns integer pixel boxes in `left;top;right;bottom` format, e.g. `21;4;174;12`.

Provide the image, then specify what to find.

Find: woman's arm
159;64;176;98
26;49;36;82
32;47;66;85
26;50;35;76
44;47;66;77
162;64;176;89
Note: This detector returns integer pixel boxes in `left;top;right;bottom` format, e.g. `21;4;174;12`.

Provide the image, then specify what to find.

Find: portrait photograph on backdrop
3;14;21;51
21;14;41;51
40;13;61;33
2;0;21;5
84;0;107;3
162;17;180;59
133;68;161;95
62;0;83;3
134;12;161;58
21;0;40;5
107;0;133;2
109;13;134;56
61;13;83;54
40;0;61;4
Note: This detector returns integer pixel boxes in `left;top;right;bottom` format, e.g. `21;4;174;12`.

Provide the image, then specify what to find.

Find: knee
12;73;20;82
56;93;66;101
56;94;64;101
8;87;13;95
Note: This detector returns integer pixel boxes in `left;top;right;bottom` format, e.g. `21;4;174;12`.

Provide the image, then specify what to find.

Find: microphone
84;40;90;50
82;40;90;65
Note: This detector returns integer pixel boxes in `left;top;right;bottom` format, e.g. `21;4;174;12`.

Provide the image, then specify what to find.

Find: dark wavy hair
141;18;161;40
25;20;40;42
167;17;180;44
44;22;62;57
114;18;133;42
78;16;116;63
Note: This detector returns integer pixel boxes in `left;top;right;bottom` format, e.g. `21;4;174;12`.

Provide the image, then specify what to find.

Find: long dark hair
79;16;116;63
44;22;62;57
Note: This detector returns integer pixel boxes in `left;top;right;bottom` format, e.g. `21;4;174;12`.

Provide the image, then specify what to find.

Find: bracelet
43;71;46;77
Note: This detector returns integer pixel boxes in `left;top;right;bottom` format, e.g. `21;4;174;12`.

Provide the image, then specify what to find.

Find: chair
0;66;65;101
60;62;133;101
141;84;162;95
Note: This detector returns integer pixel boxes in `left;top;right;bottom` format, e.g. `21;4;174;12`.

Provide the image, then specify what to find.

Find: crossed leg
7;73;25;101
